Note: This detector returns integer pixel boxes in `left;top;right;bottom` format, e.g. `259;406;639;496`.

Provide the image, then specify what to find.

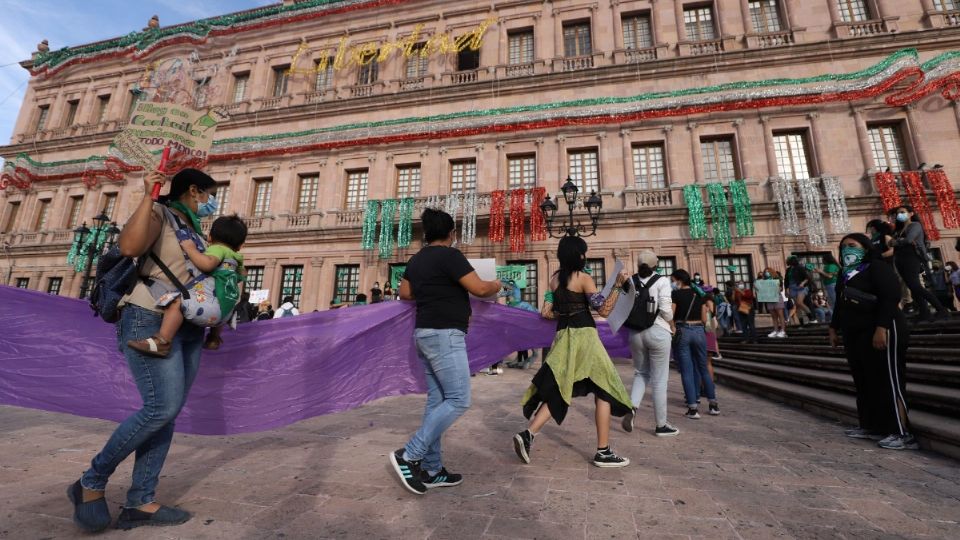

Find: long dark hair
866;219;892;238
838;233;880;266
892;205;919;232
157;168;216;206
554;235;587;289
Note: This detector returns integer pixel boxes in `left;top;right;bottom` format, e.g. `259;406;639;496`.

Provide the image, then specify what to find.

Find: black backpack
623;274;661;331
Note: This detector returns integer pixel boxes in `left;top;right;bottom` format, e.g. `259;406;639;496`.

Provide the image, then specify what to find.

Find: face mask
841;246;866;268
670;281;679;290
896;213;909;223
197;195;218;218
736;283;744;290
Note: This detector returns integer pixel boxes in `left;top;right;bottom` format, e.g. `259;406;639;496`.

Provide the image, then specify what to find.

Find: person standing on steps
620;250;679;437
815;253;841;311
890;206;948;321
785;256;813;326
829;233;916;450
389;208;503;495
671;269;720;419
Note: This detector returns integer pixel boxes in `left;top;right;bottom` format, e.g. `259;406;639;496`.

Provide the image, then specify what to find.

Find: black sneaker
621;408;636;433
655;423;679;437
708;402;720;416
66;480;111;533
513;430;533;464
423;467;463;489
684;408;701;419
844;427;882;440
389;449;427;495
592;449;630;468
114;506;192;530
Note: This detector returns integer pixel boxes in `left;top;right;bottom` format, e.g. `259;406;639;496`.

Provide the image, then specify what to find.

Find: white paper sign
607;277;636;334
467;258;499;301
248;289;270;304
599;260;624;299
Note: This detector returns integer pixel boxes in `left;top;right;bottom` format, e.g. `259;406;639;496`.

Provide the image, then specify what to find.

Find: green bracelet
544;291;555;303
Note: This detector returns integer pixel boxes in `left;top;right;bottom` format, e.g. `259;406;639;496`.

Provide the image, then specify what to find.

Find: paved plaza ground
1;362;959;540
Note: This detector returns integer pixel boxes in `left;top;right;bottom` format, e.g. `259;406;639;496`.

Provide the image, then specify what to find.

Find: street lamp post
75;211;120;299
539;178;603;238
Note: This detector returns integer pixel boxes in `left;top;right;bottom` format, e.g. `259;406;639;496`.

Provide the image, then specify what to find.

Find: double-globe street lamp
73;210;121;299
539;178;602;238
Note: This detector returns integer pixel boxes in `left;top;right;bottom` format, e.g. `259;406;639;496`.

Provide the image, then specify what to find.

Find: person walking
890;205;948;321
390;208;502;495
671;269;719;419
513;235;634;467
829;233;916;450
620;250;678;437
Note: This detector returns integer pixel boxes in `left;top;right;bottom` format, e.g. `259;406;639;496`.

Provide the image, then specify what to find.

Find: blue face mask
670;281;679;290
197;195;218;218
896;213;909;223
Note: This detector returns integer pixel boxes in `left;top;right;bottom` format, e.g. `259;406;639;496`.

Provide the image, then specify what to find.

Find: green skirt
521;326;633;424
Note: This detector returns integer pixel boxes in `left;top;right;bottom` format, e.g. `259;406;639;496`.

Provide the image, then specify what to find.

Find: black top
671;288;703;322
871;235;894;264
403;245;475;332
785;265;810;286
552;287;596;331
830;261;903;332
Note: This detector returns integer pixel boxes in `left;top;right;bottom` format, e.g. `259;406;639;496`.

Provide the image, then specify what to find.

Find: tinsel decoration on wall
73;224;104;273
771;177;801;236
901;171;941;240
489;190;506;242
530;187;547;242
706;183;732;250
378;199;397;259
822;176;852;234
509;189;526;253
682;185;708;240
461;191;478;245
926;168;960;229
873;171;902;212
361;200;379;250
444;192;461;223
729;180;754;238
66;235;81;266
397;197;414;248
797;176;828;246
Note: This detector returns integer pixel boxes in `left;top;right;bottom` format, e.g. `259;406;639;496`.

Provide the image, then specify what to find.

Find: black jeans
896;256;945;318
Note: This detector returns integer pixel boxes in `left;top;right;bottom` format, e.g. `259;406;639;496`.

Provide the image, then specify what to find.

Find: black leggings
843;320;910;435
896;257;945;317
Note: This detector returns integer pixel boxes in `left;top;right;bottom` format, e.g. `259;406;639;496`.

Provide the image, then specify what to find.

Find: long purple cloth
0;285;630;435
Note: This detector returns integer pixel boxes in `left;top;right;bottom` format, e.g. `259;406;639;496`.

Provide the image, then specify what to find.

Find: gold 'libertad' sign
287;18;496;76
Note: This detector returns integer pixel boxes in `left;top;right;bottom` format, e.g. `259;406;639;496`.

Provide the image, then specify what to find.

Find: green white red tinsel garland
397;197;414;247
683;185;708;240
361;200;379;250
729;180;754;238
378;199;397;259
707;183;732;250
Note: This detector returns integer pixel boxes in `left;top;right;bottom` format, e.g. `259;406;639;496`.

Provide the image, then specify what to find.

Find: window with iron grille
568;149;600;194
315;59;334;90
245;266;265;291
507;260;539;307
632;143;666;189
868;124;908;173
297;175;319;214
563;22;592;57
935;0;960;9
622;13;653;49
357;51;379;85
16;278;29;289
4;202;20;233
280;265;304;307
97;95;110;123
508;155;536;190
233;73;249;103
334;264;360;304
396;165;422;198
102;194;118;220
67;196;84;228
773;132;813;180
345;170;369;209
272;66;290;97
35;199;51;230
252;179;273;217
212;183;230;217
656;256;677;277
683;5;717;41
47;277;62;295
450;160;477;192
837;0;870;22
64;100;79;126
508;30;535;64
36;105;49;132
714;255;754;288
700;137;739;182
749;0;783;33
586;258;606;288
405;45;429;78
127;90;147;119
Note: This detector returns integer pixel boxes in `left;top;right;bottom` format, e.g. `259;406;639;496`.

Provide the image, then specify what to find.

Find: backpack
89;248;186;324
623;274;661;331
278;306;296;318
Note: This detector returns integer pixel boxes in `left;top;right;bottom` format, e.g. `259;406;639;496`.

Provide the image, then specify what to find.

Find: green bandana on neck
169;201;204;236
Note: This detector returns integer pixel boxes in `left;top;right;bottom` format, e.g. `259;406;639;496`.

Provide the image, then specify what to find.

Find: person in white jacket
273;296;300;318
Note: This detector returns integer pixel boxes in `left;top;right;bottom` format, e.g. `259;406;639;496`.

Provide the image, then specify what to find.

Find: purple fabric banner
0;285;630;435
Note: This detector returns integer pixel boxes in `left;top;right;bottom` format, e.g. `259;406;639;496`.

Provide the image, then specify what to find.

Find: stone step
713;368;960;461
726;333;960;348
718;343;960;364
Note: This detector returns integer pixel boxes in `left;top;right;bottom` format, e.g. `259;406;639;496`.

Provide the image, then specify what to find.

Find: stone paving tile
2;363;960;539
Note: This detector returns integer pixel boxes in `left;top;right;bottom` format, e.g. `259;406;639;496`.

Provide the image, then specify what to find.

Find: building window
194;81;209;109
280;265;304;307
47;277;62;295
334;264;360;304
586;258;607;288
213;183;230;217
656;256;677;277
773;132;813;180
868;124;908;173
934;0;960;10
15;278;29;289
405;45;429;78
64;100;79;126
714;255;754;287
3;202;20;233
508;29;535;64
35;199;51;230
568;149;600;194
508;155;537;190
632;143;666;190
450;160;477;192
102;194;118;220
749;0;783;33
297;175;319;214
252;179;273;217
67;196;83;228
246;266;265;291
345;170;369;209
96;95;111;123
36;105;50;132
272;66;290;97
233;73;249;103
457;43;480;71
315;59;335;90
700;137;739;182
127;90;147;119
563;21;593;57
507;260;539;307
357;50;379;85
795;252;830;290
837;0;870;22
683;5;717;41
622;13;653;49
396;165;422;198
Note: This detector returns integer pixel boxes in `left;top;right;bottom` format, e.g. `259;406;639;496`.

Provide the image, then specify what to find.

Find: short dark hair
159;168;216;205
209;214;247;251
282;296;294;304
671;269;692;286
356;293;368;302
422;208;455;243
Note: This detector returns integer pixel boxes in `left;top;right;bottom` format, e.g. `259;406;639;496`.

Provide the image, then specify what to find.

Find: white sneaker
767;330;779;338
776;331;787;338
495;367;504;375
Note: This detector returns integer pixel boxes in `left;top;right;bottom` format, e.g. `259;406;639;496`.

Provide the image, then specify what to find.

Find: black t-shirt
672;288;703;322
403;245;475;332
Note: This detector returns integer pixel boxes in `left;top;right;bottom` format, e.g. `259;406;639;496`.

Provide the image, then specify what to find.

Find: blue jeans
81;305;204;507
825;282;837;310
404;328;472;474
674;325;716;407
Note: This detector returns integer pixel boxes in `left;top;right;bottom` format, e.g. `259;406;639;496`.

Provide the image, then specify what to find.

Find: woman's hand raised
143;170;168;196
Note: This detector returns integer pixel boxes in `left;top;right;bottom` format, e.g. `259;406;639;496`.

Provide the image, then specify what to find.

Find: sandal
203;335;223;350
127;335;171;358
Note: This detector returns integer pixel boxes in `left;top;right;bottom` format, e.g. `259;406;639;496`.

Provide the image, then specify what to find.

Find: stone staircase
714;319;960;460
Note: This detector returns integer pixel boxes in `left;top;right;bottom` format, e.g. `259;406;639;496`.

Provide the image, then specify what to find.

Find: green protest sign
496;265;527;289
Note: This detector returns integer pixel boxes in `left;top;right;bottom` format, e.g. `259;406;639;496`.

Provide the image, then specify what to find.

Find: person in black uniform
828;233;916;450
